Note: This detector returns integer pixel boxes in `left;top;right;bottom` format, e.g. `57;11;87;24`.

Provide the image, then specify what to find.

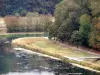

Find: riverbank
0;32;48;39
12;37;100;73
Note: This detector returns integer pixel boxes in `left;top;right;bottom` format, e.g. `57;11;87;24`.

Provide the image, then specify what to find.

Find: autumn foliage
89;18;100;50
4;15;53;32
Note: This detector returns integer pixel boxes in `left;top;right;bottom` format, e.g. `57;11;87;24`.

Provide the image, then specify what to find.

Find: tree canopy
47;0;100;50
0;0;62;16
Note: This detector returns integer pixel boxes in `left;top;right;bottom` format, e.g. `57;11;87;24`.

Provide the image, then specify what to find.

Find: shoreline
13;47;100;73
12;37;100;73
13;47;61;60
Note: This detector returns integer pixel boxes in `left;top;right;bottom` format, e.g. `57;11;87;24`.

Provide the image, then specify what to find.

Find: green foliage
48;0;100;50
79;14;92;45
49;0;90;42
0;0;62;16
57;20;74;41
89;0;100;17
79;14;91;26
70;31;82;47
89;17;100;49
48;23;56;39
53;0;82;41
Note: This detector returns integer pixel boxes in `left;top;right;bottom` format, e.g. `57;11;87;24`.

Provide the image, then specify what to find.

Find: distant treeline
0;0;62;16
4;13;54;32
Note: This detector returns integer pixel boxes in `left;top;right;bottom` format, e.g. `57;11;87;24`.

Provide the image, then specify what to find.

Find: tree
57;20;75;42
79;14;92;45
89;0;100;17
89;17;100;49
4;16;19;32
70;31;82;48
48;23;57;39
42;15;53;32
55;0;80;41
49;0;90;42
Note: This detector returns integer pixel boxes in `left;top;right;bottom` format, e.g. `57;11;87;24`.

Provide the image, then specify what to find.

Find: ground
12;37;100;72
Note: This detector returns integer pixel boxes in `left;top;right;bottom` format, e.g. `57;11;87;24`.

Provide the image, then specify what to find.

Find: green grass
33;40;96;57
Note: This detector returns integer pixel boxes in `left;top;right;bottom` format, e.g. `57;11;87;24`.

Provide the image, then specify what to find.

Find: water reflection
0;51;100;75
0;38;100;75
0;57;10;74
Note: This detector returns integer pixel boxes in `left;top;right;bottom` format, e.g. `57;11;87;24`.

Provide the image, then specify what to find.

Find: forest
0;0;62;16
46;0;100;50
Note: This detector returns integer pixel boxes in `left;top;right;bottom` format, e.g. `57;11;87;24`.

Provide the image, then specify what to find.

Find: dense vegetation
0;0;62;16
47;0;100;50
4;13;53;32
1;0;100;50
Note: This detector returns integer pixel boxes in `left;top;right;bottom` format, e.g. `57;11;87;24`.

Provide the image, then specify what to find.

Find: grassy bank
0;32;48;39
12;37;100;72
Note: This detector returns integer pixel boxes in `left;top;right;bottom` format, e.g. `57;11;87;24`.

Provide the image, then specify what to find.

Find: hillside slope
0;0;62;16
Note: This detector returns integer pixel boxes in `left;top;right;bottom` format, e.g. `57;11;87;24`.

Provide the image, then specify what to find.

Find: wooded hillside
0;0;62;16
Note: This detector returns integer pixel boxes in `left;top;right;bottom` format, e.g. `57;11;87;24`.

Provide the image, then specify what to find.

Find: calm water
0;38;100;75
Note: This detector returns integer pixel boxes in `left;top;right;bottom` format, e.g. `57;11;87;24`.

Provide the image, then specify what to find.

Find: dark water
0;38;100;75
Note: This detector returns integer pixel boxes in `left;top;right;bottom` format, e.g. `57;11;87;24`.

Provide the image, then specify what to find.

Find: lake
0;38;100;75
